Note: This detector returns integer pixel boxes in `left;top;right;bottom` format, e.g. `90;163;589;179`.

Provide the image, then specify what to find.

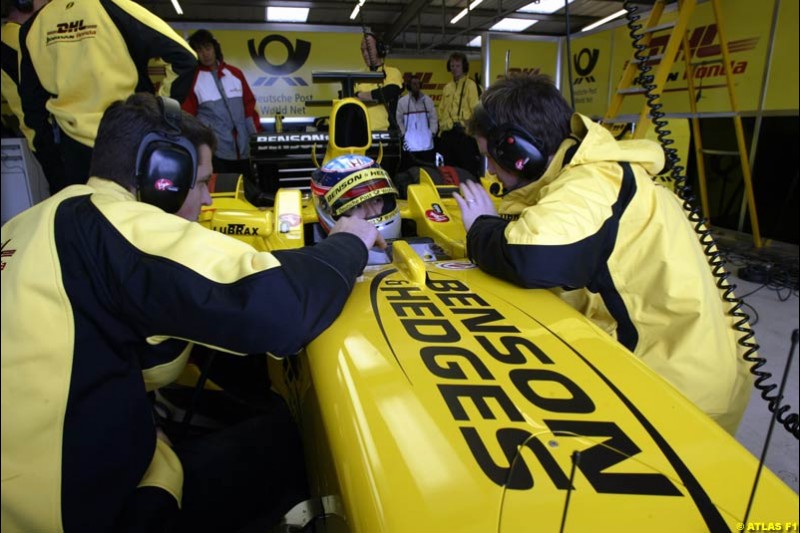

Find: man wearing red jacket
183;29;261;177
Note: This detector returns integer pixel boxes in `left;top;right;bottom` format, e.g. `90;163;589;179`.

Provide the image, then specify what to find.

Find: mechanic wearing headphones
0;0;48;141
437;51;481;178
18;0;197;194
454;73;753;436
1;93;383;532
355;31;403;131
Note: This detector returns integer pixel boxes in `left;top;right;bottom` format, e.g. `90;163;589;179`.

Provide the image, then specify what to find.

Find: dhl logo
46;20;97;35
625;24;758;68
652;24;757;61
624;24;758;87
401;71;448;101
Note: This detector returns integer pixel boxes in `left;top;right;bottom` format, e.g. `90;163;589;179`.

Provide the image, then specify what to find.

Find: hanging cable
622;0;798;439
565;0;575;109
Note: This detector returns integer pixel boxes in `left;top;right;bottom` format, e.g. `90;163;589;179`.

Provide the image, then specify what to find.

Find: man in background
355;31;403;132
396;74;438;169
437;51;481;178
183;29;261;177
19;0;197;194
0;0;48;142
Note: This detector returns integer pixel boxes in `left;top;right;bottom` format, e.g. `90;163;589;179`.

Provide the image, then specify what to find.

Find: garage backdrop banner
486;36;560;83
149;29;480;121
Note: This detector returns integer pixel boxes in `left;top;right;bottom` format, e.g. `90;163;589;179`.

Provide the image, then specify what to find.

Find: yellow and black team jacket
0;179;368;532
1;22;34;144
18;0;196;168
354;64;403;131
467;114;753;435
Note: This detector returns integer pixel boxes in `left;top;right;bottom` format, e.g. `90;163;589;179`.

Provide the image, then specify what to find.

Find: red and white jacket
182;61;261;160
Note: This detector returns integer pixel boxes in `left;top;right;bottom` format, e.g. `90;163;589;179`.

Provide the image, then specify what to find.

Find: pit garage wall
554;0;798;243
560;0;798;118
152;25;484;122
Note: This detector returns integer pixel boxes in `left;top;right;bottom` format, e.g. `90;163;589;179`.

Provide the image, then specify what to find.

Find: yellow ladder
604;0;763;248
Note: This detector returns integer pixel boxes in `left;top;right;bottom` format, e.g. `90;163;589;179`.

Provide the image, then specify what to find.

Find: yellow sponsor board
391;57;483;107
161;28;481;119
561;32;613;118
765;0;799;111
608;0;783;115
209;30;363;118
487;37;560;82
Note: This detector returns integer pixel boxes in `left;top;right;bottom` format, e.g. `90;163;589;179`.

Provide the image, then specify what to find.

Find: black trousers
117;394;308;533
35;128;93;195
172;405;309;533
399;148;436;172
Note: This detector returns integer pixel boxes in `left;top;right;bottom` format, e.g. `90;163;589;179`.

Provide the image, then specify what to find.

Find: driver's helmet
311;154;401;240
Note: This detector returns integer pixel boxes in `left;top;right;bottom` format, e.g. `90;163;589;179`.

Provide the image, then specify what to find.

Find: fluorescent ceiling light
170;0;183;15
267;7;309;22
490;18;538;32
518;0;574;14
581;9;626;32
350;0;366;20
450;0;484;24
467;36;482;47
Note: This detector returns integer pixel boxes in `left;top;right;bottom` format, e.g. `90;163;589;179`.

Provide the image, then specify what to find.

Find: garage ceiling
138;0;661;52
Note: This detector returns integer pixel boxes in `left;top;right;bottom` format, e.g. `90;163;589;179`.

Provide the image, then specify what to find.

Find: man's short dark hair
188;29;223;61
468;73;573;157
89;93;216;189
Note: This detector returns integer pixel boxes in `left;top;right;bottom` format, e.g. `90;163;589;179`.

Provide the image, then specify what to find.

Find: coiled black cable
621;1;799;439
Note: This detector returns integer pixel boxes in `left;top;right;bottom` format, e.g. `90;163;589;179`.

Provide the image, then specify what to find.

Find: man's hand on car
330;215;387;250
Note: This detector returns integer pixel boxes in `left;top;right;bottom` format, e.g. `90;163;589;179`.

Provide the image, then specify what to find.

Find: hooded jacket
182;61;262;161
1;178;367;532
467;114;753;435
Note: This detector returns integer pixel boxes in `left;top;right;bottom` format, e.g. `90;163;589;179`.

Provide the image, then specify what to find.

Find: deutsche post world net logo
248;35;311;87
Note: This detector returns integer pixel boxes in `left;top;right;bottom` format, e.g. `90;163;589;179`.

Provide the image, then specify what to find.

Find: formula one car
196;73;799;532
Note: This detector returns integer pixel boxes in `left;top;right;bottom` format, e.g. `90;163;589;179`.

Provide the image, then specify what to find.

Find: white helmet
311;154;401;240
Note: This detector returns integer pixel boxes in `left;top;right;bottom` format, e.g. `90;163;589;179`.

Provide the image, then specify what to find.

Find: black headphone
135;97;198;213
473;103;547;182
363;31;387;58
446;53;469;74
14;0;34;13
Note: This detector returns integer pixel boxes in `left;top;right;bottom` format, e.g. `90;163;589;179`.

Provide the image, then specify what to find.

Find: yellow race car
196;74;798;532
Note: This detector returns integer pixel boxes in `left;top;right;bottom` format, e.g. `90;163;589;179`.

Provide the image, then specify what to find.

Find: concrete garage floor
711;228;799;495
